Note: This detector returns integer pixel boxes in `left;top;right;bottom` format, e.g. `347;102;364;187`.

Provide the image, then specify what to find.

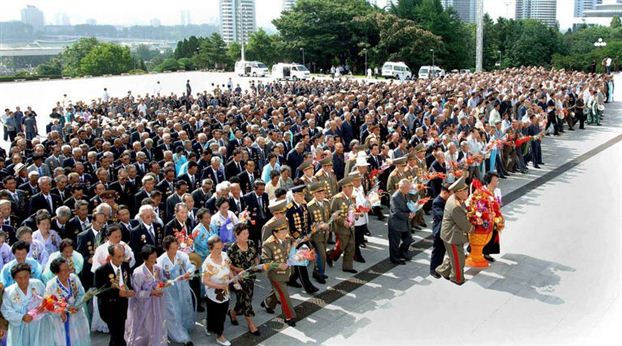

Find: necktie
38;167;43;176
46;195;53;211
249;174;254;184
148;226;155;241
257;196;264;218
190;176;194;187
213;170;219;184
4;219;9;225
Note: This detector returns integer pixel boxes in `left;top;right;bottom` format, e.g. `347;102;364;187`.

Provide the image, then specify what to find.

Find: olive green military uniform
299;161;316;203
435;177;474;285
314;157;339;198
307;184;331;277
261;200;288;242
262;220;296;321
327;178;356;271
387;156;408;196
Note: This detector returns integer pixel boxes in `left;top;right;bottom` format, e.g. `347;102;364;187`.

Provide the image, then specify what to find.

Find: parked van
235;60;269;77
271;63;310;80
381;61;412;80
418;65;445;79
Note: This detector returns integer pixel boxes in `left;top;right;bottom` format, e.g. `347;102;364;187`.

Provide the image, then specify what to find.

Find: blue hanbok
45;274;91;346
1;279;53;346
1;259;43;286
191;223;218;261
42;251;84;283
156;251;196;344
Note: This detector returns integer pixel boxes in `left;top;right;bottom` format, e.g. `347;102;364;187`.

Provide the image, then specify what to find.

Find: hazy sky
0;0;576;30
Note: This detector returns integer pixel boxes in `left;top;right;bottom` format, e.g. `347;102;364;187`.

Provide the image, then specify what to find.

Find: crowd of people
0;66;613;346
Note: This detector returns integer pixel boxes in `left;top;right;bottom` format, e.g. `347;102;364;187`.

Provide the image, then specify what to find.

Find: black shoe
249;329;261;336
360;243;367;248
285;319;296;327
420;221;427;227
377;215;386;221
430;271;441;279
391;259;406;265
286;280;302;288
304;285;319;294
534;165;540;169
499;175;507;179
228;310;239;326
185;342;194;346
260;301;274;314
364;230;371;236
484;254;496;262
323;274;328;279
314;276;326;284
343;269;358;273
327;240;336;245
326;256;334;268
401;256;412;262
197;305;205;312
354;256;366;263
413;225;422;230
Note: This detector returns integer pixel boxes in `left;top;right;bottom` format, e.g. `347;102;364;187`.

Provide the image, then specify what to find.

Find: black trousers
388;229;412;262
354;224;367;259
430;231;446;273
102;309;127;346
206;298;229;337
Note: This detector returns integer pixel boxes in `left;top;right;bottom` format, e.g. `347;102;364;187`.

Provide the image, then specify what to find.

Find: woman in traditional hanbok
210;198;239;246
157;235;196;346
90;227;135;333
192;208;218;261
32;213;63;255
0;263;53;346
124;245;167;346
42;239;84;283
45;257;91;346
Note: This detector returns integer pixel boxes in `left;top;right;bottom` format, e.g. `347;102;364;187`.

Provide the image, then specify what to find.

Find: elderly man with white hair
28;175;63;216
130;204;165;267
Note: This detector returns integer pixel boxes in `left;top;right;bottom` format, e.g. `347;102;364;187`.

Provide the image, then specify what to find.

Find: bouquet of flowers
426;172;446;181
174;230;194;254
465;180;496;234
238;209;256;226
287;244;316;266
28;294;68;320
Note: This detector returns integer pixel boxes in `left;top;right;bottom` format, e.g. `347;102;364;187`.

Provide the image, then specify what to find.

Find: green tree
273;0;377;70
156;58;182;72
36;59;63;76
388;0;422;21
246;29;283;66
58;37;100;76
227;41;241;68
79;43;134;76
504;20;562;67
611;16;621;29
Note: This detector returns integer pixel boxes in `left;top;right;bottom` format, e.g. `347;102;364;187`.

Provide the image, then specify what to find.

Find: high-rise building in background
21;5;45;30
220;0;257;44
55;13;71;26
283;0;296;12
180;10;191;26
150;18;162;27
575;0;603;17
441;0;476;23
515;0;557;27
582;0;622;17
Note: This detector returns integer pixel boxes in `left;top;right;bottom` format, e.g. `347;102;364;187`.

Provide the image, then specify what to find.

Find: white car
234;60;269;77
381;61;412;80
271;63;310;80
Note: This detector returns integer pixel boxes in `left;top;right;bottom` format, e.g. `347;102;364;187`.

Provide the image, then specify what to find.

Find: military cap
414;143;426;153
392;156;407;166
319;156;333;166
348;171;362;180
291;185;306;194
407;152;417;161
268;199;288;214
309;181;326;193
299;160;313;172
271;218;289;233
338;176;354;188
449;175;468;192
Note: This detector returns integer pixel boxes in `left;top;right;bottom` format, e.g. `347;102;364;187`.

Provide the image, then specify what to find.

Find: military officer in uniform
314;156;339;199
387;156;408;196
435;176;474;285
411;144;429;227
261;200;288;242
298;161;316;203
285;185;318;293
306;181;330;284
326;176;358;274
260;218;297;326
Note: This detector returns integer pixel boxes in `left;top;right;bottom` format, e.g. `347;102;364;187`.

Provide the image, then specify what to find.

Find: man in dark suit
224;149;244;180
178;161;201;191
130;205;165;267
76;210;107;289
28;176;62;216
165;180;188;223
133;174;157;215
116;205;139;244
429;184;450;278
64;200;91;243
94;242;135;346
237;160;257;194
164;203;193;237
228;182;245;216
191;179;212;209
388;178;415;265
155;167;176;200
201;157;225;189
243;180;270;247
108;170;136;210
